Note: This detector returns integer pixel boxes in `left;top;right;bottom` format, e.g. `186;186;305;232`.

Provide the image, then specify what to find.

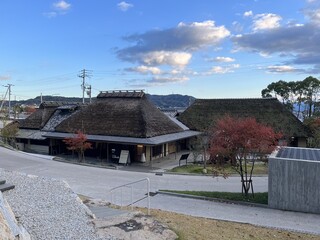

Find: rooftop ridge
97;90;145;99
99;89;144;94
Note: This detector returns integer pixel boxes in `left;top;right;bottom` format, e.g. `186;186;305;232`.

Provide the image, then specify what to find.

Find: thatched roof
19;102;81;130
55;93;184;138
178;98;310;138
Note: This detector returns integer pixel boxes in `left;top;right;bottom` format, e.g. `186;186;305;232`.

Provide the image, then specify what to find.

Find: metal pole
130;186;133;210
121;188;123;208
8;84;12;118
147;178;150;215
78;69;86;104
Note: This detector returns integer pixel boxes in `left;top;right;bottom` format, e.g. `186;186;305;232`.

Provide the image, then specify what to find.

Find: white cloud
141;51;192;67
53;0;71;11
212;57;235;63
266;65;296;73
305;9;320;25
126;65;161;75
253;13;282;31
208;64;240;74
176;20;230;49
117;20;230;68
244;11;253;17
44;1;71;18
149;76;189;84
117;20;230;86
117;1;133;11
232;22;320;71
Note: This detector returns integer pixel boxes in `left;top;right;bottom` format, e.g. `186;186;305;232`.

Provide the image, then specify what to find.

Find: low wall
25;145;49;155
0;192;30;239
268;157;320;214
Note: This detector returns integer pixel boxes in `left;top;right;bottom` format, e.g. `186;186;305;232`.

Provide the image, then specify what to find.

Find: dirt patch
84;198;177;240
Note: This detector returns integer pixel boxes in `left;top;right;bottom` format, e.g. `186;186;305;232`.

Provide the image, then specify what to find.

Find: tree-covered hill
10;94;195;109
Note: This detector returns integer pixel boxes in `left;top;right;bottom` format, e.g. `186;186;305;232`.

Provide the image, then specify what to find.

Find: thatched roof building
178;98;310;146
54;91;184;138
19;102;76;130
16;91;200;161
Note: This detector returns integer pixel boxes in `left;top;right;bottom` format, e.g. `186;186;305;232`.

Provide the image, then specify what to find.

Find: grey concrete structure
268;147;320;214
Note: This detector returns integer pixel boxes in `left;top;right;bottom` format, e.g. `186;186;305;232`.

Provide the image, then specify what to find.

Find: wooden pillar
150;146;153;168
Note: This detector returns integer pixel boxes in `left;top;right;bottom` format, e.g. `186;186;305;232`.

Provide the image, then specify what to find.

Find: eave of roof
16;129;47;140
43;130;202;146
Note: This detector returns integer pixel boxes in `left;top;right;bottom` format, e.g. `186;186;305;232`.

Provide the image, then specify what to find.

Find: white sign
119;150;130;165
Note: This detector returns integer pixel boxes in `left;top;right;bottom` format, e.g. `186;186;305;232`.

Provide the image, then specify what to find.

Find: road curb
53;157;118;170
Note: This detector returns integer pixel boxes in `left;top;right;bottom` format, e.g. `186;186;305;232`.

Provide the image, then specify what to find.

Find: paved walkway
140;194;320;236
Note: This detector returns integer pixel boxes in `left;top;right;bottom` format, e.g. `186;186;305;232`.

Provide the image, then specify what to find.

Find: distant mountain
9;94;195;109
146;94;195;109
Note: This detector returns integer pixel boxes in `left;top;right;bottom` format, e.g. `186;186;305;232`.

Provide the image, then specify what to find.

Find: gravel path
1;169;116;240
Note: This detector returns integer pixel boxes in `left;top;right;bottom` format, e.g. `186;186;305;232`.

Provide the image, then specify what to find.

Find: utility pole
7;84;13;118
2;84;14;118
0;87;9;113
78;69;92;104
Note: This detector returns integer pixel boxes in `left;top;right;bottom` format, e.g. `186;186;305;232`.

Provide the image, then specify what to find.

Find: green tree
1;121;19;147
261;80;292;110
261;76;320;120
301;76;320;118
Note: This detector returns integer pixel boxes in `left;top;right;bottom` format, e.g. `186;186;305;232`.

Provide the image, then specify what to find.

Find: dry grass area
138;208;319;240
79;195;319;240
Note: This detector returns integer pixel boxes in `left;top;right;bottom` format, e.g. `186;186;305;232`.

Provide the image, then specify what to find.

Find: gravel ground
0;169;117;240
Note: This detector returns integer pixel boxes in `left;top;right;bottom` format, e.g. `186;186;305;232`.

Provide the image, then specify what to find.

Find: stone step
0;179;6;185
88;205;129;219
0;184;15;192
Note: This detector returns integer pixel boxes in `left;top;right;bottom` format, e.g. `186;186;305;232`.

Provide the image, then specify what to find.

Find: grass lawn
160;190;268;205
169;162;268;175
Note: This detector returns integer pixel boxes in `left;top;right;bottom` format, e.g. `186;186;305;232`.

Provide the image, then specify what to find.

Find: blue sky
1;0;320;100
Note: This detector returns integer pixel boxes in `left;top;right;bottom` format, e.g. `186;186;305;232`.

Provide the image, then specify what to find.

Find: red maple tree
63;131;92;162
209;116;282;196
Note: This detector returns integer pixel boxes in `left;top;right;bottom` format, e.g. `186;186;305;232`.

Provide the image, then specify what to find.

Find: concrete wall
268;157;320;214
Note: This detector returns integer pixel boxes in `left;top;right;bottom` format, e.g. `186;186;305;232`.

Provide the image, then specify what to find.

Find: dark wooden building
178;98;310;147
16;90;201;162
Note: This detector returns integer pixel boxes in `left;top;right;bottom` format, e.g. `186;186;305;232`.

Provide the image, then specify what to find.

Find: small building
178;98;310;147
15;102;71;154
16;90;201;163
268;147;320;214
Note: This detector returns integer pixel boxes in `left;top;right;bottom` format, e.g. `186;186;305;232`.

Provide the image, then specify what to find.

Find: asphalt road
1;146;319;236
0;146;268;199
